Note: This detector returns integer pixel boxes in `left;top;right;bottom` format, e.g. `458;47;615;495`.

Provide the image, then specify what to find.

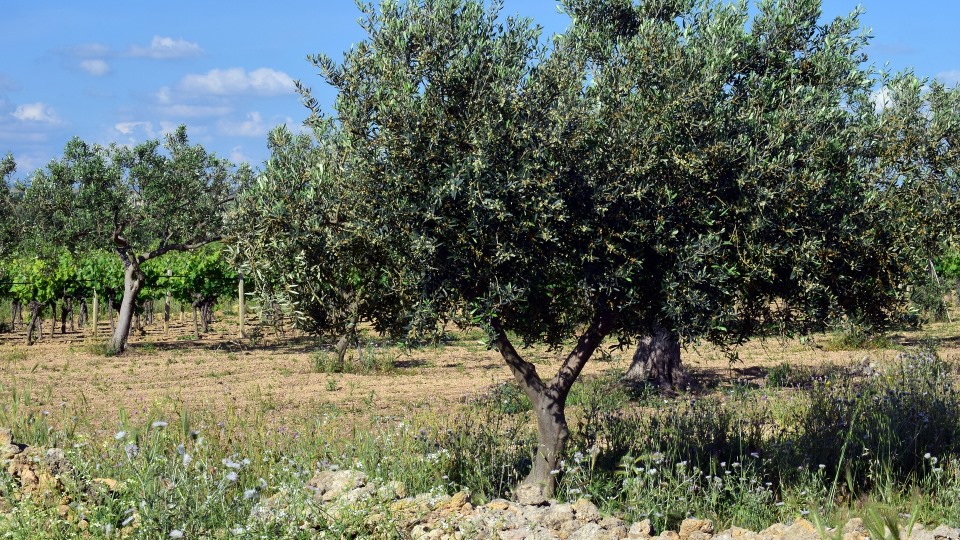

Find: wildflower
176;444;186;456
550;469;560;475
775;502;785;507
818;464;826;469
924;453;932;459
170;530;184;539
122;515;136;527
243;489;257;500
801;510;810;516
152;421;168;428
225;472;238;483
750;452;760;458
124;443;139;459
114;431;127;440
182;453;192;467
231;527;246;535
647;468;658;475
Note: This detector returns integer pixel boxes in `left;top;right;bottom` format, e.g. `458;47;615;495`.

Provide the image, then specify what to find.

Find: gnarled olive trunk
624;325;687;392
109;263;145;354
491;312;613;501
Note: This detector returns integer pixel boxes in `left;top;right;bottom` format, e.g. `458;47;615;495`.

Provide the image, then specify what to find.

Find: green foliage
290;0;960;359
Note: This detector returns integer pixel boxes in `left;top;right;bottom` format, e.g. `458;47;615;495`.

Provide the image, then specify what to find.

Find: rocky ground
4;428;960;539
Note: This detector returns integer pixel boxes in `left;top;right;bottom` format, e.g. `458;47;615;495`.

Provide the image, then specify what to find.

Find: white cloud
871;86;894;111
158;104;233;118
229;145;252;164
79;59;110;76
219;111;267;137
179;67;295;96
11;102;60;124
937;70;960;86
129;36;203;59
114;121;154;136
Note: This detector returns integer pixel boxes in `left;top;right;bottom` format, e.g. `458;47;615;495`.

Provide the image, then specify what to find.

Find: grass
3;331;960;536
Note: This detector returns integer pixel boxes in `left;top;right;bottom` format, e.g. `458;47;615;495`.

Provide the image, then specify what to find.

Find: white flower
122;515;135;527
243;489;257;499
170;530;184;539
152;421;168;428
225;472;238;483
114;431;127;440
182;454;193;467
924;452;932;459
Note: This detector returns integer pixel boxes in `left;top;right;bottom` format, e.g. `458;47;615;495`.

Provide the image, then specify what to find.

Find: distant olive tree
21;127;244;353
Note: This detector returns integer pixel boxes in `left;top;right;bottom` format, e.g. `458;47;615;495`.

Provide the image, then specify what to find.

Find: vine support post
164;269;171;334
92;292;99;338
238;273;245;339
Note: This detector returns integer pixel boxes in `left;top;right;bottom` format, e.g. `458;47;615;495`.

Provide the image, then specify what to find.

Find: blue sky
1;1;957;175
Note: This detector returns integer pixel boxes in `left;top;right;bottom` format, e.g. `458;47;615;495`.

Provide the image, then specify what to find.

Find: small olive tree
230;125;414;363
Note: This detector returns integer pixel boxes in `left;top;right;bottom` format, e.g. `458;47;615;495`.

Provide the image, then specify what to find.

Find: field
3;309;960;537
3;308;951;425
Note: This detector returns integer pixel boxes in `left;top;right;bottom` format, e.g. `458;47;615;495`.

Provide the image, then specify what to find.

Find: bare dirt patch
1;315;959;428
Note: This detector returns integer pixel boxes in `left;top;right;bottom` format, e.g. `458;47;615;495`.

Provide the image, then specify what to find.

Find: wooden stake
164;269;171;334
92;292;99;338
238;273;245;338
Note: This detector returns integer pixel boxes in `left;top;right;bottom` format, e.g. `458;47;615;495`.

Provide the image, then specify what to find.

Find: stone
629;520;654;539
305;469;368;502
680;519;715;540
911;525;960;540
570;523;615;540
0;428;12;446
657;532;681;540
600;516;628;539
7;446;70;503
714;527;757;540
378;480;407;500
0;444;20;460
782;519;818;540
516;484;549;507
843;518;867;535
487;499;514;512
757;524;788;540
540;503;575;530
572;499;601;523
93;477;122;492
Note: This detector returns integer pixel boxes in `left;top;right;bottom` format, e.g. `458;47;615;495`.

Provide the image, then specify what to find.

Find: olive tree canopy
249;0;960;498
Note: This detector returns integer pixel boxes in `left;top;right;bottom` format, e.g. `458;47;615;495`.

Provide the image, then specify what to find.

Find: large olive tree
21;127;241;353
281;0;958;498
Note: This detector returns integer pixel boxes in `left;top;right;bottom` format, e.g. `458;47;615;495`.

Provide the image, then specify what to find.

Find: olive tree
22;127;240;353
230;125;414;364
0;154;15;257
290;0;958;498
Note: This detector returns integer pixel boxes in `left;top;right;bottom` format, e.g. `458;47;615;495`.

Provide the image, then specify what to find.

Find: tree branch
549;309;615;399
490;316;545;401
139;236;222;264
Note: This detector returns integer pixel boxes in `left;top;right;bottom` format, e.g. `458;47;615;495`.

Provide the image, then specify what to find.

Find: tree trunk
623;325;688;392
25;302;43;345
79;301;88;328
490;312;613;501
60;296;70;334
109;263;146;354
192;302;200;337
525;390;569;496
11;301;20;331
49;301;56;339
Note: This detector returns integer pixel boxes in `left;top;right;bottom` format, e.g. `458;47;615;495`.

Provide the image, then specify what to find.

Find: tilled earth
1;315;958;427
